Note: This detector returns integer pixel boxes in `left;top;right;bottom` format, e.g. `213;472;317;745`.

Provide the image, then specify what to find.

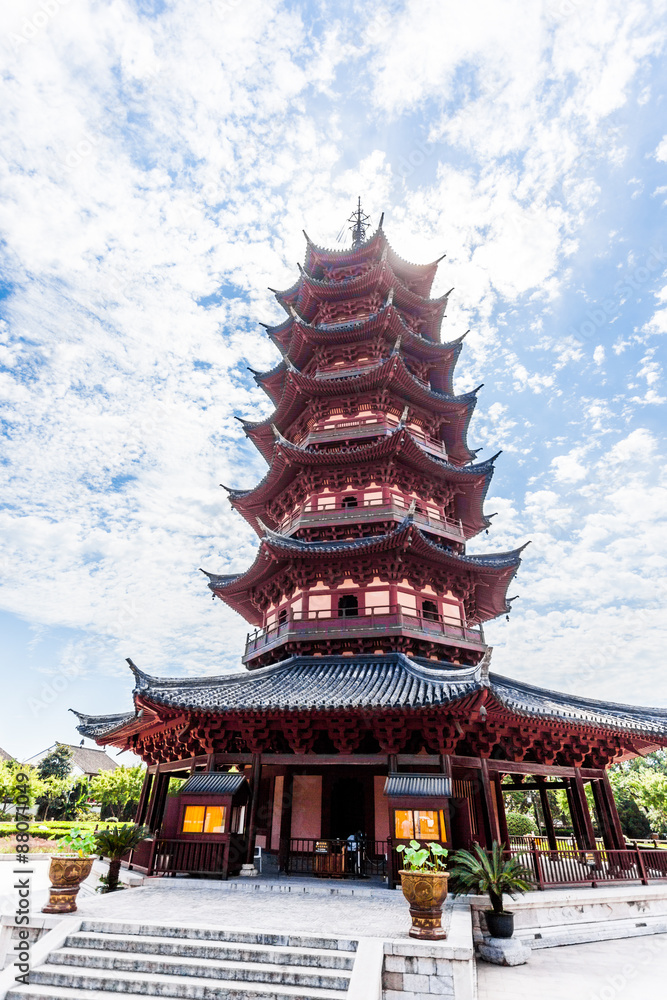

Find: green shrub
505;812;538;836
0;820;102;840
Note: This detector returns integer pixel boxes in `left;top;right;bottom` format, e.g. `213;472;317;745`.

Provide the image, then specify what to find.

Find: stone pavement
477;933;667;1000
72;878;415;939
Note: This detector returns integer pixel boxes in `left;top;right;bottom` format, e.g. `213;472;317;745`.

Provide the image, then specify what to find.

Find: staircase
6;919;358;999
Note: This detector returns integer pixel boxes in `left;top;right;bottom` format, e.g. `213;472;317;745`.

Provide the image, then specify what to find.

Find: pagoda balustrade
315;361;430;386
316;313;381;331
315;361;381;379
297;415;447;458
243;605;484;664
279;495;464;542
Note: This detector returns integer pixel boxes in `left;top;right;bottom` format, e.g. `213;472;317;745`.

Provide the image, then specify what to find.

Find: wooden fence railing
509;843;667;888
281;838;389;878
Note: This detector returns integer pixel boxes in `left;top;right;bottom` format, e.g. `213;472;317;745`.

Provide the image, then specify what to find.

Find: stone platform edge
470;883;667;952
383;898;476;1000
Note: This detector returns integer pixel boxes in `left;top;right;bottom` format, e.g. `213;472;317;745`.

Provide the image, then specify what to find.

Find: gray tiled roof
201;519;526;590
72;653;667;741
180;772;248;795
384;772;453;797
69;711;136;740
488;673;667;736
124;654;481;713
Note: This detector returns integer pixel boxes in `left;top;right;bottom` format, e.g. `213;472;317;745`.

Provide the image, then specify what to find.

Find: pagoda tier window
338;594;359;617
422;599;439;622
341;495;358;509
278;608;287;626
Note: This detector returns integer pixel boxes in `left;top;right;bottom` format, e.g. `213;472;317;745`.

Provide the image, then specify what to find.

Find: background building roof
24;743;119;776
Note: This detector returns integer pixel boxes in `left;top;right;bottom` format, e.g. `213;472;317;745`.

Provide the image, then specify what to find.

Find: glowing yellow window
203;806;226;833
182;805;205;833
414;810;439;839
394;810;415;840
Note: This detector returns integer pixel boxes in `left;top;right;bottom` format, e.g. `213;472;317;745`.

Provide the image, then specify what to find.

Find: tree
89;766;145;821
0;761;18;815
609;751;667;838
37;774;76;820
505;811;537;836
37;744;74;780
0;762;42;815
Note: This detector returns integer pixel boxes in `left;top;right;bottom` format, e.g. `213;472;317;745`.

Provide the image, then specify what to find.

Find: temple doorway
329;776;365;840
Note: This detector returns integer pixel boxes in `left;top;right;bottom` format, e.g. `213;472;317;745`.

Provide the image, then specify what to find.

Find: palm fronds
449;841;533;913
94;823;149;893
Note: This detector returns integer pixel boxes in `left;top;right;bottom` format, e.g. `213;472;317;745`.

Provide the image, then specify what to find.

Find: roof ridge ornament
125;657;151;684
345;196;371;248
479;647;493;687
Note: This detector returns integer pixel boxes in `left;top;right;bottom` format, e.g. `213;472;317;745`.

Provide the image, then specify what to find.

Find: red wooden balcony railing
125;836;246;879
295;416;447;458
243;606;484;663
279;495;464;541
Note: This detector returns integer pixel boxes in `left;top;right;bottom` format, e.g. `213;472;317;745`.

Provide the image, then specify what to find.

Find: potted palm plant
396;839;449;940
449;841;533;938
94;823;149;893
42;827;98;914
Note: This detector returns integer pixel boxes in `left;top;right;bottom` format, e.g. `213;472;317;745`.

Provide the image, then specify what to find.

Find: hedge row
0;820;118;840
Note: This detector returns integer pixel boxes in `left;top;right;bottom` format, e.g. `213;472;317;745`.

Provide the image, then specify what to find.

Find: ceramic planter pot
399;870;449;939
42;854;94;914
485;909;514;939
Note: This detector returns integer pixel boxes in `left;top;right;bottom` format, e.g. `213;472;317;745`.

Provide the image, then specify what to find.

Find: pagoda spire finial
348;197;370;248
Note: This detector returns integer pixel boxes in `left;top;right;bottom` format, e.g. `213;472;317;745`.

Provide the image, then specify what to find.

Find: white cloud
550;449;588;483
654;135;667;162
0;0;666;728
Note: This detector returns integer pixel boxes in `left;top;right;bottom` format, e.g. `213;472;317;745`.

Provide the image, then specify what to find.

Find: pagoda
74;205;667;884
207;203;521;669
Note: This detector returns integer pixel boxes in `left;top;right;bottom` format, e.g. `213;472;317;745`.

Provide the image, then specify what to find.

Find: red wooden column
565;778;585;849
591;776;615;850
479;758;501;847
278;768;294;872
536;777;558;851
134;769;153;827
245;752;263;865
572;769;597;850
145;764;162;832
492;773;510;849
601;770;626;849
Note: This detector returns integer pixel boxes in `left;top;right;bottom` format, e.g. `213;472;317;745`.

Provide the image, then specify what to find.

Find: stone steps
66;930;354;969
6;919;358;1000
79;920;357;952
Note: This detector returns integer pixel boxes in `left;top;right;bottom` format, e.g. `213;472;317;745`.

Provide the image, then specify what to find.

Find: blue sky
1;0;667;761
